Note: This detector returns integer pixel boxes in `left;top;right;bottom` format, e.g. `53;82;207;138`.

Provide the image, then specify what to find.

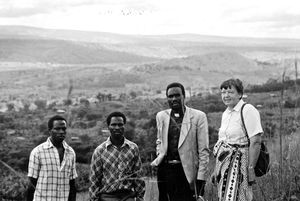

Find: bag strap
240;103;250;146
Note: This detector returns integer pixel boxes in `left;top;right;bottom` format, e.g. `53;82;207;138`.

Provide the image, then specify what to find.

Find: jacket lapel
178;106;193;148
162;109;171;152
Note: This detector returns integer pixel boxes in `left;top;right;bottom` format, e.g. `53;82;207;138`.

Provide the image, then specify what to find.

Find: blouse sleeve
243;104;263;138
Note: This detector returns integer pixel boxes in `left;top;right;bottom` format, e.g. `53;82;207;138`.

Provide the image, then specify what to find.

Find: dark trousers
157;162;195;201
99;190;135;201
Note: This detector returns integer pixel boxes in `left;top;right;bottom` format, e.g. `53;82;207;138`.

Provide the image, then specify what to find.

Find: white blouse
218;99;263;145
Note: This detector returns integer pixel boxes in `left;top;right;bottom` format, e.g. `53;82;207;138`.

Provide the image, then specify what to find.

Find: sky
1;0;300;38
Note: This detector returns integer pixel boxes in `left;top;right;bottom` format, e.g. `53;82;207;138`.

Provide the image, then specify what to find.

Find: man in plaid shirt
27;115;77;201
89;111;145;201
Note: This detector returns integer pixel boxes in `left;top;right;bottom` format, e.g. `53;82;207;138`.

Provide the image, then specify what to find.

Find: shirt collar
43;137;70;151
225;99;245;113
105;137;131;149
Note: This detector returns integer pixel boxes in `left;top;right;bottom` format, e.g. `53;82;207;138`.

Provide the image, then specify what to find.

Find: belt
166;160;181;164
228;143;249;148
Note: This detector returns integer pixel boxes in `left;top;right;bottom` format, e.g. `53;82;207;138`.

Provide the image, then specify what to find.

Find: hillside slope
0;38;155;64
132;52;260;73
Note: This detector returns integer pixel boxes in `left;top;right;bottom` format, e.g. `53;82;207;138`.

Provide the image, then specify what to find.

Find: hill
0;38;155;64
0;25;299;93
132;51;260;72
1;25;300;59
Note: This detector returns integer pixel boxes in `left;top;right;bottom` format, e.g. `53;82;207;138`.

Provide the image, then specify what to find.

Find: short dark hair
106;111;126;126
220;78;244;96
166;82;185;97
48;115;67;130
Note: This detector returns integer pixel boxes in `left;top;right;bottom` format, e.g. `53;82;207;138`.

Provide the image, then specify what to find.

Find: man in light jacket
151;82;209;201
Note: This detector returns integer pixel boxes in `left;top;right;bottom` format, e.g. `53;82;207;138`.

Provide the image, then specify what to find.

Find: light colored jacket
151;106;209;189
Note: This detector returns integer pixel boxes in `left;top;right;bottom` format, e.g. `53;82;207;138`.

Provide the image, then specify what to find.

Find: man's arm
196;113;209;195
68;179;76;201
132;147;145;201
27;148;40;201
68;150;78;201
155;113;162;156
26;177;37;201
150;113;164;166
89;149;102;201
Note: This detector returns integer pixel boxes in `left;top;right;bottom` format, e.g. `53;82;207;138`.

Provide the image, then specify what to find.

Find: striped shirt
28;137;77;201
89;137;145;201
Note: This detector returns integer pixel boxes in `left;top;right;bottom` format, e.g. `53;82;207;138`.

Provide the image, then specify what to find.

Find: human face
108;116;125;139
167;87;185;111
221;85;242;109
50;120;67;145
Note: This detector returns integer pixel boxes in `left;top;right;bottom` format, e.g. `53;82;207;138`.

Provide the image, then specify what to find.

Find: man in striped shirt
89;111;145;201
27;115;77;201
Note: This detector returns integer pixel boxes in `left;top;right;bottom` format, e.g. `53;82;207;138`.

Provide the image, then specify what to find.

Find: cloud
0;0;299;38
0;6;50;17
240;13;300;28
0;0;158;18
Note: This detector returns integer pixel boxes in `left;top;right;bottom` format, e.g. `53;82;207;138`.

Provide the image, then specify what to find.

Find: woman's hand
210;172;217;185
248;166;256;185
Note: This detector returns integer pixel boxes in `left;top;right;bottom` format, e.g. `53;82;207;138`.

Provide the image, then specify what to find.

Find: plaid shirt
89;137;145;201
28;137;78;201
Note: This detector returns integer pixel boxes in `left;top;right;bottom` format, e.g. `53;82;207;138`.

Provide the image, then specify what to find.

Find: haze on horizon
0;0;300;39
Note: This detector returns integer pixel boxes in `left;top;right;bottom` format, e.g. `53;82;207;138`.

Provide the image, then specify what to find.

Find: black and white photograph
1;0;300;200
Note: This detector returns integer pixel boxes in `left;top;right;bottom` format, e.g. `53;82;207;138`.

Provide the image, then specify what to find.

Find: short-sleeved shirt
28;137;78;201
218;99;263;145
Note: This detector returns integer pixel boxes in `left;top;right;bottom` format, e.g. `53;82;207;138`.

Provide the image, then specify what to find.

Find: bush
74;145;93;164
76;163;91;192
0;163;27;200
86;113;102;121
34;99;47;110
0;114;13;124
72;121;88;129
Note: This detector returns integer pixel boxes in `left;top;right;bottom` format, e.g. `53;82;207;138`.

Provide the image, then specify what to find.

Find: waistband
104;189;133;195
164;159;181;164
227;143;249;148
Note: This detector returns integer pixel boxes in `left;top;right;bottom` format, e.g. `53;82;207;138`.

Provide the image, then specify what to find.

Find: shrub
75;163;91;192
0;163;27;200
34;99;47;110
86;113;102;121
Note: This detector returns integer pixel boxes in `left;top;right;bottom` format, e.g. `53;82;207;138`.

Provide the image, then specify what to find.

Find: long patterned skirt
213;141;253;201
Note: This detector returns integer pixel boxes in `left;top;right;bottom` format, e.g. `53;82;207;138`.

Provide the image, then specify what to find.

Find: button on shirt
28;137;78;201
89;137;145;201
218;99;263;145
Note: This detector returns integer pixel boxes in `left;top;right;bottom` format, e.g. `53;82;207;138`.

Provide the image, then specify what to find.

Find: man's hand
248;166;256;186
197;195;205;201
26;177;37;201
196;180;206;196
150;161;157;167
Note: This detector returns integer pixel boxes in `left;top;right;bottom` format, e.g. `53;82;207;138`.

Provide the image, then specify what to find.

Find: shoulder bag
241;103;270;177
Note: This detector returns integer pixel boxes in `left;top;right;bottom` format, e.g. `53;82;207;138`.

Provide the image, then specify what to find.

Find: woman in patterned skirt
212;78;263;201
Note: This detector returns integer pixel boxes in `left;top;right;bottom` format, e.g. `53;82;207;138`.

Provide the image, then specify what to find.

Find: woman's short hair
166;82;185;97
106;111;126;126
220;78;244;95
